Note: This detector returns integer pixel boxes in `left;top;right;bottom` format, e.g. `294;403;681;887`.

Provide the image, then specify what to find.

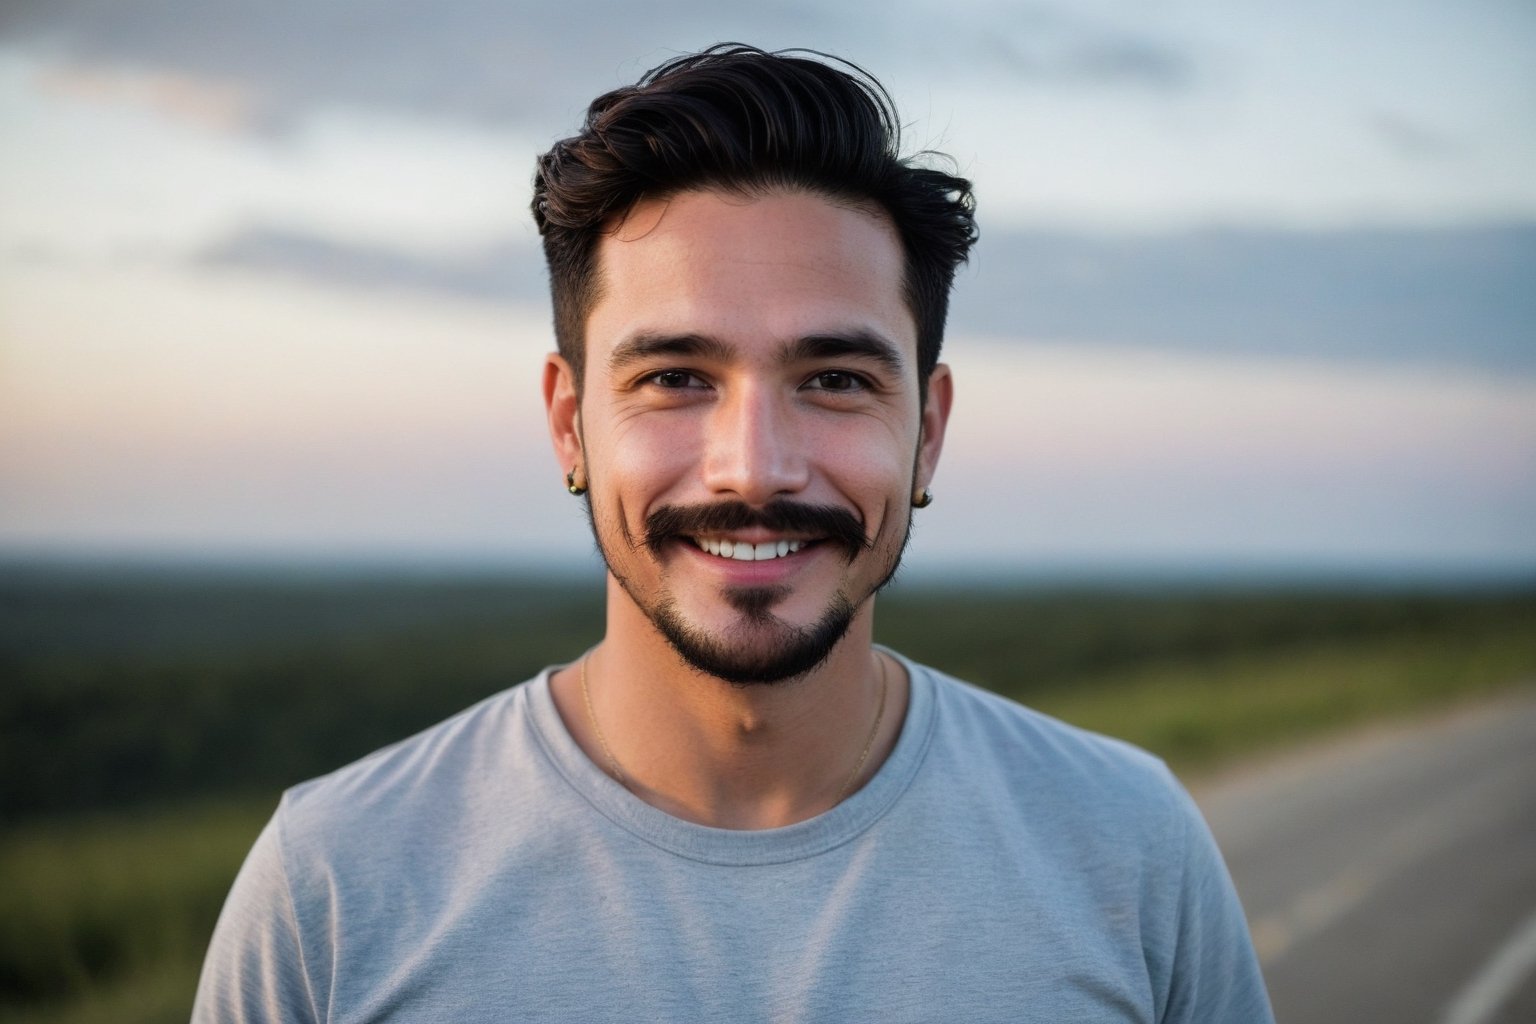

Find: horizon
5;548;1534;593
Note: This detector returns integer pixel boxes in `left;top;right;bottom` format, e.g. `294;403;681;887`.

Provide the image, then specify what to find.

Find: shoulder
195;672;562;1020
909;660;1194;841
921;663;1178;791
274;672;552;862
897;660;1274;1019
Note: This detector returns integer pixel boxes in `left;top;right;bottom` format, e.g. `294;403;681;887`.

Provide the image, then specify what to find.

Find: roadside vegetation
4;565;1532;1022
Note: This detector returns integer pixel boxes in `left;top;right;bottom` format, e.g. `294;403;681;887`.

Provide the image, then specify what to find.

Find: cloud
194;219;1536;376
1366;111;1461;161
954;223;1536;374
975;5;1194;91
1;0;838;130
34;64;259;132
3;0;1198;134
195;227;549;307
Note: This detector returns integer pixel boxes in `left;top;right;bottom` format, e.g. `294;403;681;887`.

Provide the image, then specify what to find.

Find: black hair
531;43;977;391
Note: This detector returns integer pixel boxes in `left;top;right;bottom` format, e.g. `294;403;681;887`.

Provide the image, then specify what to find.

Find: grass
1028;620;1536;773
1;960;204;1024
0;800;273;1023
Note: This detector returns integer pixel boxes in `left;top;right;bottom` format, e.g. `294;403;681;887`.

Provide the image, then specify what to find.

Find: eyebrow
608;333;735;372
783;331;905;376
607;329;907;376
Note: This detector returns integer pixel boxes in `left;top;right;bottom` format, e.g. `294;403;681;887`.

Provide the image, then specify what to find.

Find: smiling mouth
645;500;866;563
690;536;809;562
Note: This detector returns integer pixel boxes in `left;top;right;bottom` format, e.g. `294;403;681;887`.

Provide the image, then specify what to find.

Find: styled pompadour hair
531;43;978;390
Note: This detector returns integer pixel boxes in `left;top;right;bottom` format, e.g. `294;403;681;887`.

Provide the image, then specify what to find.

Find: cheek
816;430;914;520
592;416;701;507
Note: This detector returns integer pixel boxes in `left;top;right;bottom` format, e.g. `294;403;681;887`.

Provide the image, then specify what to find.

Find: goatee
651;590;858;685
589;496;911;685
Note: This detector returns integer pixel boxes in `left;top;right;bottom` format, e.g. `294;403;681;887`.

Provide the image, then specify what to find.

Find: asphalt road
1195;688;1536;1024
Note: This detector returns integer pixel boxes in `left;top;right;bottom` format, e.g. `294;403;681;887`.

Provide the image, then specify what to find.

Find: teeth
692;537;806;561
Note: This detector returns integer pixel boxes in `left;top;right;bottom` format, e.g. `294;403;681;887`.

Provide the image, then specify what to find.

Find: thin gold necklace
834;654;888;802
579;654;628;786
578;653;889;803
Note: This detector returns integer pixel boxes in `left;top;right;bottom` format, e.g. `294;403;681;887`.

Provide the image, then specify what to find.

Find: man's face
545;189;950;683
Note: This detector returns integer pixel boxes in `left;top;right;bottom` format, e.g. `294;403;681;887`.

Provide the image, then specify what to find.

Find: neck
548;578;908;830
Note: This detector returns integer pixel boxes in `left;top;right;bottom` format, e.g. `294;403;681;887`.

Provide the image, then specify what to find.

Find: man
195;45;1274;1022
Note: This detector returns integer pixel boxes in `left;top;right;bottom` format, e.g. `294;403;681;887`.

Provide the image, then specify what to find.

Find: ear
544;354;583;479
915;363;953;492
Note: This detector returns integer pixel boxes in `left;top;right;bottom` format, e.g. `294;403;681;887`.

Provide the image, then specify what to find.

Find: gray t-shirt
194;653;1273;1023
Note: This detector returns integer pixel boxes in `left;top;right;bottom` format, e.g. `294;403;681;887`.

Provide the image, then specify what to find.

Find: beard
650;587;858;684
589;496;911;685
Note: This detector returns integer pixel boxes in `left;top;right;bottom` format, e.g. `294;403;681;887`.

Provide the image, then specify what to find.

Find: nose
700;383;810;503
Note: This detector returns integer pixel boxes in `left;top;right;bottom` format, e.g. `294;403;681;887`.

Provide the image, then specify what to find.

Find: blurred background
2;2;1533;1022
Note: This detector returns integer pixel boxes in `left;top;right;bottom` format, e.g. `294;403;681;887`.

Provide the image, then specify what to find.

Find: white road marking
1440;907;1536;1024
1249;868;1371;963
1247;795;1471;964
1245;759;1531;966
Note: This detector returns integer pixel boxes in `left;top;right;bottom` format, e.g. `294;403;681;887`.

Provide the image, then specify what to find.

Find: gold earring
912;487;933;509
566;468;587;496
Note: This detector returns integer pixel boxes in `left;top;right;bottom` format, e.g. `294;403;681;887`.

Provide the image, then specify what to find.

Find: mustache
644;500;870;561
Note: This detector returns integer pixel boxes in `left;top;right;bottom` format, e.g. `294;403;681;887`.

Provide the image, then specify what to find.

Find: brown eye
812;371;861;391
651;370;696;388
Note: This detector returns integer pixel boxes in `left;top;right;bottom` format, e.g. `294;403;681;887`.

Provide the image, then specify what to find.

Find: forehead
585;189;914;368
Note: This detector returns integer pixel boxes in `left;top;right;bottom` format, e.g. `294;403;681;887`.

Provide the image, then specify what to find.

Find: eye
647;369;702;389
806;370;867;392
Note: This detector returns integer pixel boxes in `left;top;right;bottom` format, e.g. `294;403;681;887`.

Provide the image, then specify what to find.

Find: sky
2;0;1534;579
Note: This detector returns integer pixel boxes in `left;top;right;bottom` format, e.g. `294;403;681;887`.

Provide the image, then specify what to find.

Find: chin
651;594;857;685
